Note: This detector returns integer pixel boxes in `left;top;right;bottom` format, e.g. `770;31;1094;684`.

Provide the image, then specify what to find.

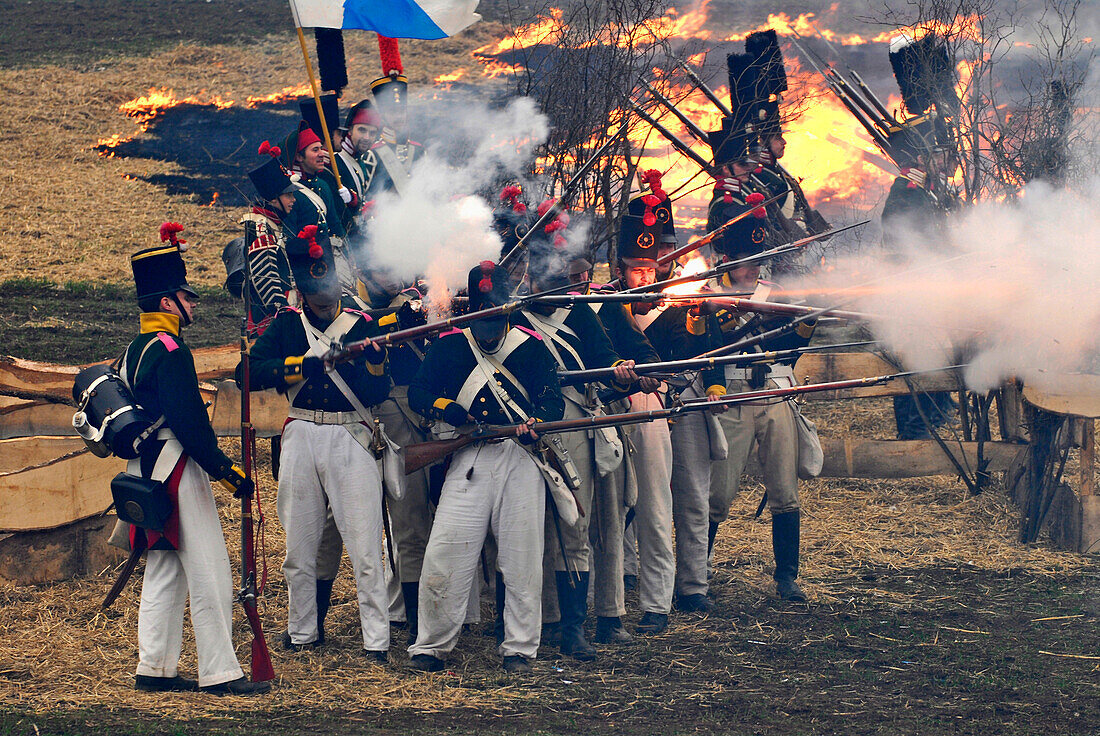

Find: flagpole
289;0;343;190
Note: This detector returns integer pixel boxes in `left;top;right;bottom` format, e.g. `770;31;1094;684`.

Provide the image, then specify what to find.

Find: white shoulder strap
372;144;411;194
337;150;367;198
522;309;584;370
456;328;531;422
289;311;370;418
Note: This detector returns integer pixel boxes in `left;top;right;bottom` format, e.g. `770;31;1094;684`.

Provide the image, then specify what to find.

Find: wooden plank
209;381;287;438
794;353;960;400
744;438;1023;479
0;396;76;439
1023;375;1100;418
1;348;234;402
0;437;122;532
0;514;123;585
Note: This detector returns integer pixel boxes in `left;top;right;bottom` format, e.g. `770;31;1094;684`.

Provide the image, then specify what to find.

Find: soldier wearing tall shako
363;37;423;197
299;94;366;237
742;30;830;242
513;205;645;661
241;228;394;660
882;33;961;440
615;206;701;636
407;262;564;674
226;148;298;338
125;225;270;695
693;120;818;600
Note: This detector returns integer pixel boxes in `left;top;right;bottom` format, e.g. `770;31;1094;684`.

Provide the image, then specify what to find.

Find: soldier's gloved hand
442;402;473;427
302;355;326;380
516;417;540;445
397;300;427;329
219;465;255;499
338;186;353;204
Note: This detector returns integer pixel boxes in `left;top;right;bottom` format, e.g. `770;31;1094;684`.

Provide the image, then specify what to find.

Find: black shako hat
617;214;661;267
131;224;198;302
299;93;342;137
248;156;296;202
286;226;338;296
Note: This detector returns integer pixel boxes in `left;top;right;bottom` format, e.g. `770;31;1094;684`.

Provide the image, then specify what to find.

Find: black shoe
541;621;561;648
281;632;322;651
364;649;388;663
200;677;272;696
316;577;334;645
593;616;633;645
502;655;531;674
772;510;807;602
556;571;597;662
134;674;198;692
673;593;715;614
401;581;420;647
623;574;638;592
635;611;668;635
409;654;445;672
776;578;807;602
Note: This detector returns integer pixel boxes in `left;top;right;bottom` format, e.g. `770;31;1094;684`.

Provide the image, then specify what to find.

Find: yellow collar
140;312;180;335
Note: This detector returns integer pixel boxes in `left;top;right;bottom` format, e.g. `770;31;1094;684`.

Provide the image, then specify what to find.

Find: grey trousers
590;428;632;618
710;379;801;524
670;405;714;598
628;391;675;614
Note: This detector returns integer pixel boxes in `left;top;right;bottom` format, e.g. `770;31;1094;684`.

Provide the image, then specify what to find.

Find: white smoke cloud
796;179;1100;392
360;96;550;296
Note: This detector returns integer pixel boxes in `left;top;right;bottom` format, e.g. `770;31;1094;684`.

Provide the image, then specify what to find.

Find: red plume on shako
478;260;495;293
159;221;187;251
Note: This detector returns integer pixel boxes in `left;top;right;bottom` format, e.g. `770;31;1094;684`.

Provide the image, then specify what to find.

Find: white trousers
410;440;545;660
136;458;243;687
628;391;675;614
278;420;389;650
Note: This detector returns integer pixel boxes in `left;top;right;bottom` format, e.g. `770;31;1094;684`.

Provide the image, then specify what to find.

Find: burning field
1;2;1099;735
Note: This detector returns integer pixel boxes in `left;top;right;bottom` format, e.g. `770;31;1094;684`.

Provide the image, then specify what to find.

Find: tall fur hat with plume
370;35;409;122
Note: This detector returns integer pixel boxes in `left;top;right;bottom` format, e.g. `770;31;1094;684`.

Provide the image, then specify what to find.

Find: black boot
707;521;719;557
494;571;506;645
315;578;334;645
594;616;633;645
401;581;420;646
772;510;807;602
557;571;597;661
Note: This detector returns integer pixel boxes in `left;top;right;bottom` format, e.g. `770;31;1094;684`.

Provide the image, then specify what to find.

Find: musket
790;29;892;138
621;221;868;295
629;102;718;176
500;121;629;268
528;291;724;306
557;340;877;386
671;295;875;322
787;34;895;157
805;19;899;127
238;218;276;683
401;367;959;473
672;57;734;118
323;281;581;364
642;80;710;143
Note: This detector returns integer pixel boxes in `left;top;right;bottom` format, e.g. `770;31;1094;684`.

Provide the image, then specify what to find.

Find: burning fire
96;84;311;156
663;255;710;295
434;69;467;85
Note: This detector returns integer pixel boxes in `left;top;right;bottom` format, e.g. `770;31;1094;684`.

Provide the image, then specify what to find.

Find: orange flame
435;69;467;84
663;255;710;295
245;83;312;108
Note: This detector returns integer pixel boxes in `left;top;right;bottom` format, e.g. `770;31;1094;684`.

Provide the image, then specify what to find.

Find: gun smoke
798;179;1100;393
360;96;550;303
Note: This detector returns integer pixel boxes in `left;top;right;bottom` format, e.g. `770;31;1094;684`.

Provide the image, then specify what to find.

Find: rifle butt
403;435;477;474
245;605;276;682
